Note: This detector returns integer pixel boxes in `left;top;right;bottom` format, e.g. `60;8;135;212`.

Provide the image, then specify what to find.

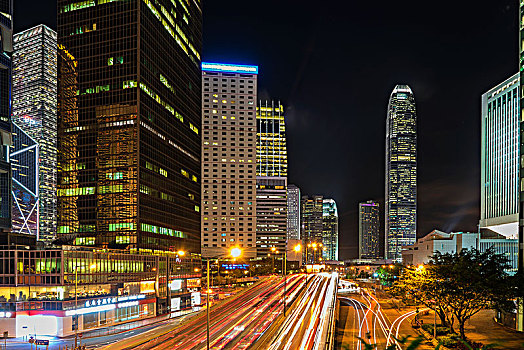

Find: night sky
18;0;519;259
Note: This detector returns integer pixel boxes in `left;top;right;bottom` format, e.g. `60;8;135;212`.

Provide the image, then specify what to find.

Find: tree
431;248;514;340
389;264;453;329
391;248;514;341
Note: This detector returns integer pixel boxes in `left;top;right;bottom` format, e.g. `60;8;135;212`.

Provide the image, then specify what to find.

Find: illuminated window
109;223;135;231
116;236;131;244
75;237;95;245
58;187;96;196
61;1;95;13
189;123;198;134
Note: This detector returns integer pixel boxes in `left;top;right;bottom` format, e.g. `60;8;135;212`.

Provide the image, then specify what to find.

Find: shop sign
187;278;201;288
221;264;249;270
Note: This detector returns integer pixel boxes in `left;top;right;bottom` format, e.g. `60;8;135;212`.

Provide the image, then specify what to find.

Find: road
262;273;337;350
336;285;433;350
104;274;305;350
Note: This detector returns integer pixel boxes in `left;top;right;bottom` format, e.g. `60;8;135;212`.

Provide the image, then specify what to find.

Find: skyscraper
359;200;380;259
12;25;57;242
201;62;258;258
385;85;417;261
301;195;323;263
479;73;519;239
0;1;13;231
518;1;524;332
57;0;202;252
256;100;287;257
10;124;38;237
322;198;338;261
287;184;301;240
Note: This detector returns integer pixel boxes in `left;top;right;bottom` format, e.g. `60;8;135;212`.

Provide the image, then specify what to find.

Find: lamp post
74;265;78;350
271;247;277;274
205;247;242;350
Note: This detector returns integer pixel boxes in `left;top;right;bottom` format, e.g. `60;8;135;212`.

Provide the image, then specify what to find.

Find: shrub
438;335;460;347
421;324;452;336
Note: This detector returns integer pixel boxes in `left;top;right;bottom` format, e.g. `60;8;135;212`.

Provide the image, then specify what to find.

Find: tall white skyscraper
385;85;417;261
479;73;519;239
12;25;57;241
201;63;258;258
287;184;301;240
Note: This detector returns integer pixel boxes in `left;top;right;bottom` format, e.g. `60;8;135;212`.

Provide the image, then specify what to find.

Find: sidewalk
417;309;524;350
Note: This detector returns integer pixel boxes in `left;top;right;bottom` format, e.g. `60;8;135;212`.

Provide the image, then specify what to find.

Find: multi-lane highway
337;284;432;350
104;274;305;350
261;273;338;350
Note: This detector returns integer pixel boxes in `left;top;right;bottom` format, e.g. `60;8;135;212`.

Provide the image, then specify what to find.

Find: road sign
35;339;49;345
28;337;34;344
79;332;83;338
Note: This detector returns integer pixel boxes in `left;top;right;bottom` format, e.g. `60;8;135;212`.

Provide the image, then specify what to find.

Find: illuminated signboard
191;292;201;306
171;297;181;311
169;279;183;291
202;62;258;75
187;278;201;288
65;295;146;316
221;264;249;270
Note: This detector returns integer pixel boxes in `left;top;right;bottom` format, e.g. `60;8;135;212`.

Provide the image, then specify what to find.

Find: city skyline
0;0;522;346
13;1;519;260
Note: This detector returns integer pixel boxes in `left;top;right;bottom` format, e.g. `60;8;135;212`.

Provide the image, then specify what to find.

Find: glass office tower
301;195;323;263
385;85;417;261
322;198;338;261
518;1;524;332
359;200;380;259
10;124;39;237
57;0;202;252
256;100;287;257
480;73;519;239
0;0;13;230
12;25;58;242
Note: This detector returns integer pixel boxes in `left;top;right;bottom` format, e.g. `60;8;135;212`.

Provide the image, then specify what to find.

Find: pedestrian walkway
417;309;524;350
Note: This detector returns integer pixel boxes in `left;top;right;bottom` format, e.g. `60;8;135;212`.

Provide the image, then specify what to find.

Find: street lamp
205;247;243;350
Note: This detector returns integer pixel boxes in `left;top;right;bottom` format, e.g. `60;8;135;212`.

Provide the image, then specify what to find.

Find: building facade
57;0;202;252
12;25;57;242
0;0;13;231
480;73;519;239
359;200;380;259
10;125;39;238
519;1;524;332
385;85;417;261
301;195;323;263
287;184;300;240
201;63;258;258
256;101;287;257
0;246;200;337
401;230;518;275
322;198;338;261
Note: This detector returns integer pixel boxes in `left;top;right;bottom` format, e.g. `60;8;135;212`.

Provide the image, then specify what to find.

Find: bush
438;334;460;347
421;324;452;336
